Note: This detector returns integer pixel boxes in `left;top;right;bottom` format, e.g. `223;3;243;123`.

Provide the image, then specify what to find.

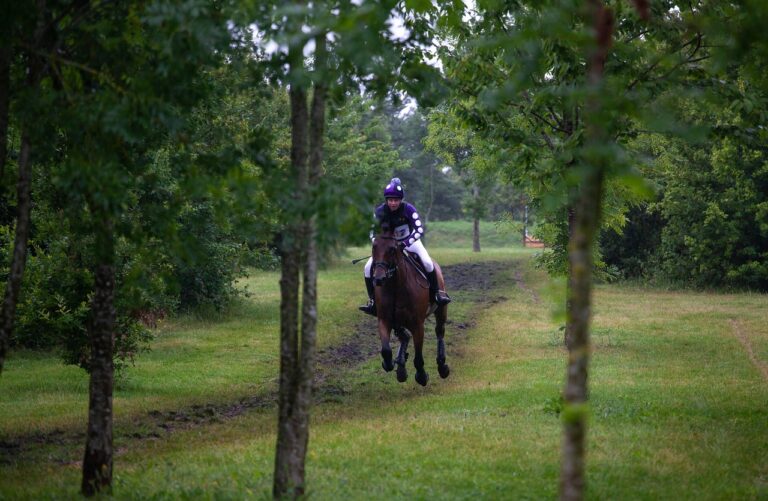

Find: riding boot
358;277;376;316
427;270;451;305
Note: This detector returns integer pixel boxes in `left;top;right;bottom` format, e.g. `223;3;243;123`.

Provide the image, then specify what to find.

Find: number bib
394;224;410;240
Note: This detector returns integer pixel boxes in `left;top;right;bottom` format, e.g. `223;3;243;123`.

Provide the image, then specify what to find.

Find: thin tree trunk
274;240;301;497
0;131;32;374
0;0;49;375
272;15;309;484
82;220;116;496
273;31;327;499
564;205;576;348
274;82;307;498
425;160;434;223
0;45;11;179
295;31;326;489
562;109;577;347
562;106;576;347
522;203;528;247
559;169;604;501
472;184;481;252
560;2;613;500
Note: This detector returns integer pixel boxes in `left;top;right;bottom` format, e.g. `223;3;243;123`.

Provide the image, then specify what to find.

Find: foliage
424;105;502;225
599;202;663;279
657;134;768;290
321;97;406;249
602;28;768;291
0;0;241;374
386;108;466;221
429;1;698;272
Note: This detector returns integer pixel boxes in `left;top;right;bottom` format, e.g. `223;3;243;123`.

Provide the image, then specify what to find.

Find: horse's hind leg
413;324;429;386
435;304;450;379
394;327;410;383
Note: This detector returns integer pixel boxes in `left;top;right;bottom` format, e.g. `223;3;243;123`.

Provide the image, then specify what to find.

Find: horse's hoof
438;364;450;379
381;349;394;372
415;371;429;386
396;365;408;383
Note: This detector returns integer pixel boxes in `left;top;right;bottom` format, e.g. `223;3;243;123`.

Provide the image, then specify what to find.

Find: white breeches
364;239;434;278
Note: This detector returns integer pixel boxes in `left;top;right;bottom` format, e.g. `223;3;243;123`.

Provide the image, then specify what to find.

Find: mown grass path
0;257;506;464
1;247;767;499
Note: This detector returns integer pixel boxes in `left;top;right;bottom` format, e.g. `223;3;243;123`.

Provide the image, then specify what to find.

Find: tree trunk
273;30;327;499
0;0;48;374
0;132;33;374
559;169;604;501
273;82;308;498
564;205;576;348
472;184;481;252
522;204;528;247
562;104;577;347
82;221;116;496
274;240;301;497
425;161;434;223
560;2;613;500
0;45;10;179
293;41;326;493
472;217;481;252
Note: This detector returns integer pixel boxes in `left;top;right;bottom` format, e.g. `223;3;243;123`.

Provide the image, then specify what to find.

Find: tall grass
1;226;767;499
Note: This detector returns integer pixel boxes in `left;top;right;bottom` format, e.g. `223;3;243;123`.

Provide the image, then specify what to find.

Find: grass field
425;219;523;248
1;221;767;499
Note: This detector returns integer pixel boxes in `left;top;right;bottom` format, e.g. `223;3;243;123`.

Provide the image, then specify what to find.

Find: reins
372;260;396;279
372;234;399;280
372;235;404;326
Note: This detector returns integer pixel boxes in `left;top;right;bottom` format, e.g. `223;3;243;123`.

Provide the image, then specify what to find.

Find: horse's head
371;229;399;286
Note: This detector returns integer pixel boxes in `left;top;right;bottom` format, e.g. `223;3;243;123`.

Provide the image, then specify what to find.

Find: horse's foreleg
413;324;429;386
394;327;410;383
378;318;394;372
435;304;450;379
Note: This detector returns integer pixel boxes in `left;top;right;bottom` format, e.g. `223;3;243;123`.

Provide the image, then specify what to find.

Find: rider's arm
403;203;425;247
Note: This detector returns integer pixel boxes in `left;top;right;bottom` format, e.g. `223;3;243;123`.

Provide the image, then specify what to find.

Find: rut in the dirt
0;260;516;465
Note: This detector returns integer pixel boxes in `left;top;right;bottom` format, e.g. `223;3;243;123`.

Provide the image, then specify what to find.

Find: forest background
0;0;767;498
3;1;765;370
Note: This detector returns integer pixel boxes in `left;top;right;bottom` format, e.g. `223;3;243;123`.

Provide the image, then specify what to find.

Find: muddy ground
0;260;516;465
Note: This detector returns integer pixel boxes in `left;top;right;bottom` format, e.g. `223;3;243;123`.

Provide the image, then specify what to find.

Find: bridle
372;235;398;284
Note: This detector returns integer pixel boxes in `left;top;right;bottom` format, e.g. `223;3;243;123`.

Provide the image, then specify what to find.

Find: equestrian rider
359;177;451;315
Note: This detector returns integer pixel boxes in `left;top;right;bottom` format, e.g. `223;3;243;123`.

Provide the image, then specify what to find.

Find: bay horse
370;229;450;386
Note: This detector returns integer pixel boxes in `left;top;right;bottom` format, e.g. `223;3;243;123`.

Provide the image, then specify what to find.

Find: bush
656;137;768;291
600;202;664;280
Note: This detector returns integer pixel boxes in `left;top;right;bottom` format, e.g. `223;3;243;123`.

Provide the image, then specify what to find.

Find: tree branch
626;33;705;90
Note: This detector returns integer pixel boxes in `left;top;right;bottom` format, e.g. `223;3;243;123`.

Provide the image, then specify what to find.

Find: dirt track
0;260;514;465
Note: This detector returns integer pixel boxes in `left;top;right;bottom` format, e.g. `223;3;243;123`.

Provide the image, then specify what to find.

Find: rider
359;177;451;315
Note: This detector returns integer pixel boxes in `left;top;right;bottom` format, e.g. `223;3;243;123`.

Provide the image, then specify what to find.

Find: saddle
402;250;429;286
400;249;441;316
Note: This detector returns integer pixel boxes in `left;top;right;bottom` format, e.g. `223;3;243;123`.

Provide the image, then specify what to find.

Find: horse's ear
381;222;391;233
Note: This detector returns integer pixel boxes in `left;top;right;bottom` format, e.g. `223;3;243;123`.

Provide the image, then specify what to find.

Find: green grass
424;219;523;248
1;235;767;500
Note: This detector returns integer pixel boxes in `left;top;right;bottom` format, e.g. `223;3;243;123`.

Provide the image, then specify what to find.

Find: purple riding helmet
383;177;404;199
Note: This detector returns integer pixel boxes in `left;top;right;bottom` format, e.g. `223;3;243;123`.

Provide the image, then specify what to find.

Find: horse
370;230;450;386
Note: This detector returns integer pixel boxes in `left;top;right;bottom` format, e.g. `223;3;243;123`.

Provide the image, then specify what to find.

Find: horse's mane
378;222;394;238
375;225;396;241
